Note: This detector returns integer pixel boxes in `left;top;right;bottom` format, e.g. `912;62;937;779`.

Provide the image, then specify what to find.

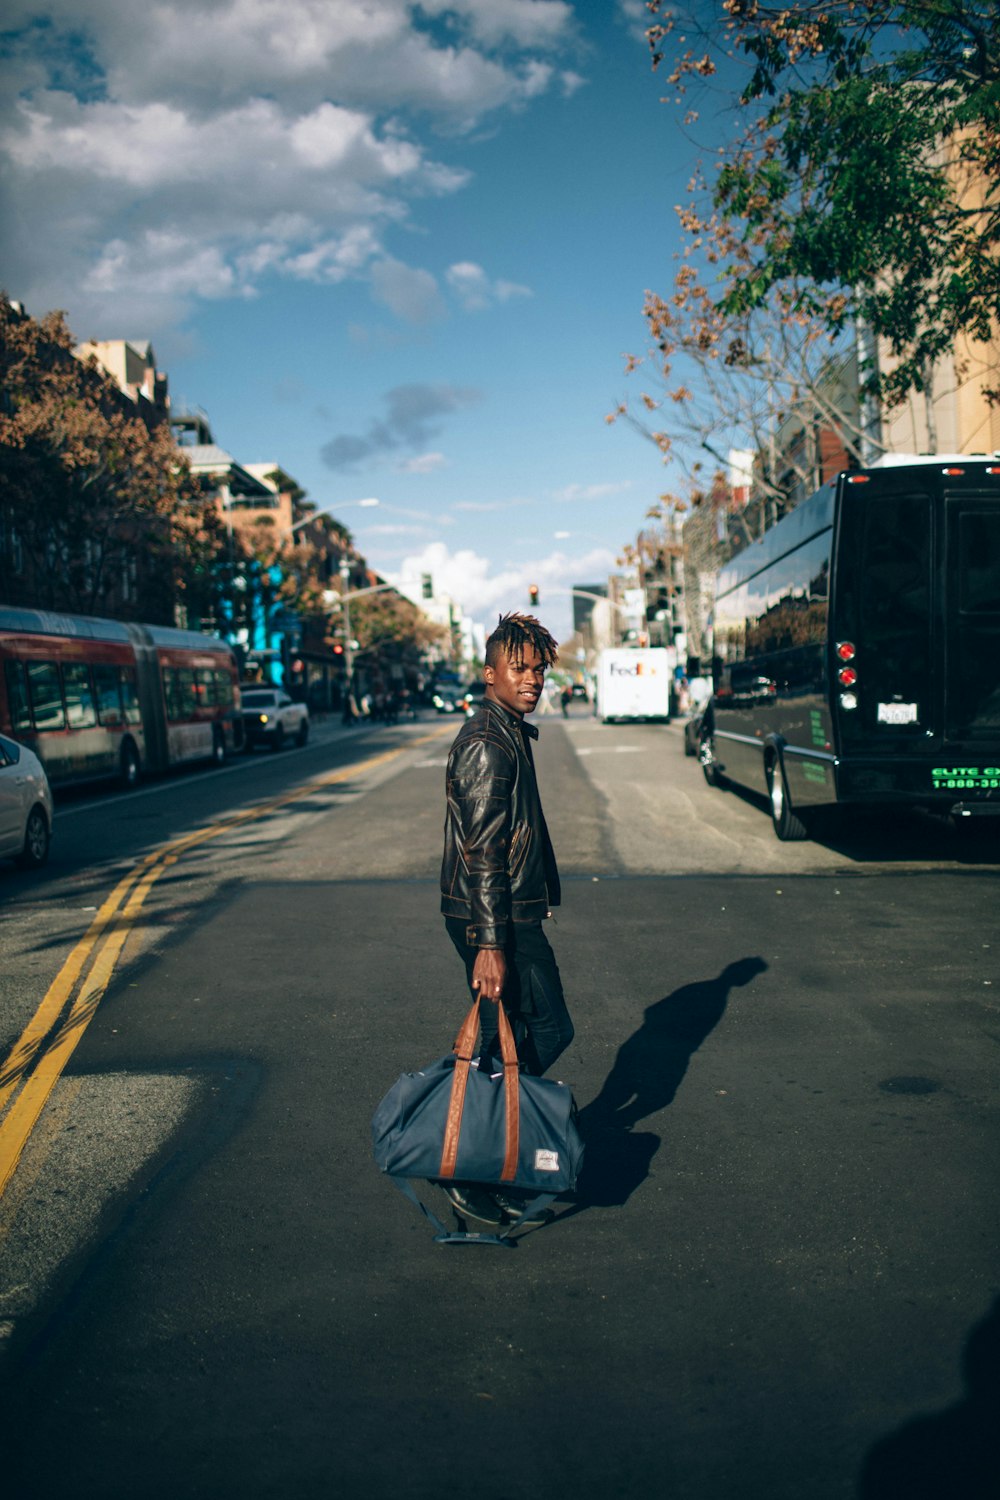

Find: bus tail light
836;641;856;661
839;692;859;711
942;466;965;476
838;666;858;687
846;475;871;484
987;466;1000;475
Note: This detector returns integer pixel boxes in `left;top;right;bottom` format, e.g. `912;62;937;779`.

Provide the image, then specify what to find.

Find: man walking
440;612;574;1224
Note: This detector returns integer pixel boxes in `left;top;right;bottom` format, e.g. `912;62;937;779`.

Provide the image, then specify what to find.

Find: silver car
0;733;54;869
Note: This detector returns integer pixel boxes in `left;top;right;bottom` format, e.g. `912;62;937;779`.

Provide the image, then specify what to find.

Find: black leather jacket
440;696;560;948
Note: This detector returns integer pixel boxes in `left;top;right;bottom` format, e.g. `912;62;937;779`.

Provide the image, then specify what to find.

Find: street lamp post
272;498;378;706
286;496;380;538
339;557;354;695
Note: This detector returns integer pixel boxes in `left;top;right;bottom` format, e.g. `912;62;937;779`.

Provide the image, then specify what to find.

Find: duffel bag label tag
534;1149;560;1172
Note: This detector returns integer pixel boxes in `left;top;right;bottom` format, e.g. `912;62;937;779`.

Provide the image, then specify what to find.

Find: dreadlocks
484;611;559;668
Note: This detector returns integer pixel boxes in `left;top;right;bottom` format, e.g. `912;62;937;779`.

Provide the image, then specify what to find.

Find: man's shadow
571;957;767;1209
857;1297;1000;1498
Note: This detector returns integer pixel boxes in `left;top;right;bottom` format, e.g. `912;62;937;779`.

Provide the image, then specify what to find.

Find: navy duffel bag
372;996;583;1245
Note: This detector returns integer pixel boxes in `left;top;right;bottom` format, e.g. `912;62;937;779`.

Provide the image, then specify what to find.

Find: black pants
445;917;574;1078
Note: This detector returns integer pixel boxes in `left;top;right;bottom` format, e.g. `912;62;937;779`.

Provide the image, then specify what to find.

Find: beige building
874;330;1000;456
869;126;1000;458
74;339;170;428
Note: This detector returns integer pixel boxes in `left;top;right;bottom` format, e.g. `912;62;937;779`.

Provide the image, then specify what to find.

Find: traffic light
528;583;539;607
421;572;433;600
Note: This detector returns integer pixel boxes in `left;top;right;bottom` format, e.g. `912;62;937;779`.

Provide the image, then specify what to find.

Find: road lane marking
0;858;156;1113
0;727;450;1200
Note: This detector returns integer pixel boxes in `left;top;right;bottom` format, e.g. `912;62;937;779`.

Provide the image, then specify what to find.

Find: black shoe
443;1184;505;1226
491;1190;551;1227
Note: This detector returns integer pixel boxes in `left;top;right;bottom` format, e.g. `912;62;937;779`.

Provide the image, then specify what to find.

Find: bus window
213;670;234;707
163;667;181;721
860;495;930;691
179;668;198;717
27;660;66;730
837;491;931;740
959;511;1000;613
64;662;98;728
4;660;32;733
121;668;141;725
197;668;217;708
164;666;199;721
949;506;1000;739
93;663;123;724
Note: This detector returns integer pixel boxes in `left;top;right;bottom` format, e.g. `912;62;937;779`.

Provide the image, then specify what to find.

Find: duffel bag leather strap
439;998;480;1178
497;1002;519;1182
439;996;520;1182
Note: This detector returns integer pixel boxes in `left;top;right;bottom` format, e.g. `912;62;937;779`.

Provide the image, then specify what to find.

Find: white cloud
394;541;522;623
398;452;448;474
85;232;239;300
367;523;432;537
370;257;446;324
616;0;656;46
0;0;577;332
391;538;617;636
452;496;532;512
1;1;570;119
559;70;587;97
418;0;572;50
446;261;532;312
551;480;634;502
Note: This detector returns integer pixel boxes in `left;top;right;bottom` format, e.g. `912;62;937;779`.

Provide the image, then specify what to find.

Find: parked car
239;687;309;750
0;732;54;869
430;677;466;714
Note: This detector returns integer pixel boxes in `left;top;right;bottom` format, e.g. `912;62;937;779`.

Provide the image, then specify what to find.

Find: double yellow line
0;730;448;1199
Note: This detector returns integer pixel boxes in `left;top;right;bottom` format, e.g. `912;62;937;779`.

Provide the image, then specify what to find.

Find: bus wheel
699;730;724;787
211;728;226;766
120;741;141;789
18;806;50;869
768;760;808;841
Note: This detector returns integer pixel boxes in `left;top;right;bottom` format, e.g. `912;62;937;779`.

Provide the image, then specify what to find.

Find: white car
0;733;54;869
239;687;310;750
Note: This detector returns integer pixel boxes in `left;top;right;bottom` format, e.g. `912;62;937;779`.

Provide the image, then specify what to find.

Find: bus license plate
877;702;918;724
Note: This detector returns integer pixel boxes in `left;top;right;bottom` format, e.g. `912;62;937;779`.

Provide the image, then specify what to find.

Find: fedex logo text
609;662;657;677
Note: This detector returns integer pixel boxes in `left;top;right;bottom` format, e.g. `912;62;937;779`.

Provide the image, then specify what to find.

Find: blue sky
0;0;720;644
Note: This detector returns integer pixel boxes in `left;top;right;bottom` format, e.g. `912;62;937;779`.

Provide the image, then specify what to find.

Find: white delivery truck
597;647;673;723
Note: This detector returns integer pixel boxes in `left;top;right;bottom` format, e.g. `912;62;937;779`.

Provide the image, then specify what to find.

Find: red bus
0;607;245;789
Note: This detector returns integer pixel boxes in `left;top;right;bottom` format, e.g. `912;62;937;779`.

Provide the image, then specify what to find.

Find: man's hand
471;948;507;1004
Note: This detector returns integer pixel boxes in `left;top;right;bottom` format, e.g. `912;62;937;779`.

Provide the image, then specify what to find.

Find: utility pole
339;556;353;692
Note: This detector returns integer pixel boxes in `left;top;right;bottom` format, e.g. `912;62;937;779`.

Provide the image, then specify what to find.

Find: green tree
349;587;446;664
645;1;1000;410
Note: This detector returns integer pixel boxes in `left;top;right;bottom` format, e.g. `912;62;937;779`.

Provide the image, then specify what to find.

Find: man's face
485;643;546;718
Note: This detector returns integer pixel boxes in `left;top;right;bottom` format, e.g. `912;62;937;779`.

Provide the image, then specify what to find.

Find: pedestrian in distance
440;611;574;1227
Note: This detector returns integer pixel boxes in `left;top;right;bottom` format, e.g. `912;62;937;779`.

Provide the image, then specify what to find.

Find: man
440;612;574;1225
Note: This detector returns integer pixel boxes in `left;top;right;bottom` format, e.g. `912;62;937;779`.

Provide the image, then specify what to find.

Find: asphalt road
0;707;997;1500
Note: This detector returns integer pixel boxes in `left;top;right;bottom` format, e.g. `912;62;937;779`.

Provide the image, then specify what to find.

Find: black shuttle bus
699;456;1000;839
